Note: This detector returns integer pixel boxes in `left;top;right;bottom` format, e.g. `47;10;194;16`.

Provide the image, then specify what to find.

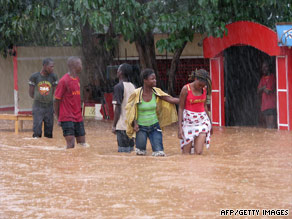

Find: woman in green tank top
132;69;179;156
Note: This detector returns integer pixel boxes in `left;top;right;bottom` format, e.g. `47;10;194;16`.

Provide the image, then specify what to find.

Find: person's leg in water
148;123;165;156
32;106;44;138
43;106;54;138
61;121;77;149
75;121;89;147
135;125;148;155
265;115;275;129
76;136;88;147
194;133;206;155
182;142;192;154
65;136;75;149
116;130;134;152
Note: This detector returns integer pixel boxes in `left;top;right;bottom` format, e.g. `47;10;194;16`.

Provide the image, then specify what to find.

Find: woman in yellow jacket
126;68;179;156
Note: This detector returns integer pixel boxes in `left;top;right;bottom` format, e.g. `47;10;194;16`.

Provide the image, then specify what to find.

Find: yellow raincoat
125;87;178;138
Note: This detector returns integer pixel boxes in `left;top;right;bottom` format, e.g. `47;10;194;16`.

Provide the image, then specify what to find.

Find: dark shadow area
83;64;141;103
224;46;275;127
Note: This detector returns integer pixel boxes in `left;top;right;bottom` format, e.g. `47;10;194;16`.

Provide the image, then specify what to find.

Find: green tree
0;0;116;86
1;0;291;93
156;0;292;95
113;0;161;85
0;0;161;86
57;0;117;86
0;0;65;55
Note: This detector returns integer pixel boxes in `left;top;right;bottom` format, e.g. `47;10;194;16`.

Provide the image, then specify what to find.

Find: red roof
203;21;281;58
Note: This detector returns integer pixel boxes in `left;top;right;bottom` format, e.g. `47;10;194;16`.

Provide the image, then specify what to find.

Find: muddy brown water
0;119;291;218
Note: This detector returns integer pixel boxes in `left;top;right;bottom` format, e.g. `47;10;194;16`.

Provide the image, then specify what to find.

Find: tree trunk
81;22;114;92
135;31;160;87
168;41;187;96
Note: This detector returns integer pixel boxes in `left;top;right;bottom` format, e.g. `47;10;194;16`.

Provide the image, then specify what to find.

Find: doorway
224;46;275;127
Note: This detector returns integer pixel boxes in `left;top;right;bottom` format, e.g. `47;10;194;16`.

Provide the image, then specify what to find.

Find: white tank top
116;82;135;130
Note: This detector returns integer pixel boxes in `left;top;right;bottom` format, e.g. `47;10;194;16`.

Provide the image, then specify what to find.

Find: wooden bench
0;114;33;134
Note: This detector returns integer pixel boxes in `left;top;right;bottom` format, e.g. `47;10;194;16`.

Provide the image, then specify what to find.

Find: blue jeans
116;130;134;153
136;122;163;152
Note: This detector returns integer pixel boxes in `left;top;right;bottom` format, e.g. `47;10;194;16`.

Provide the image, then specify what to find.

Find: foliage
114;0;158;43
0;0;291;56
155;0;292;53
0;0;65;56
56;0;116;48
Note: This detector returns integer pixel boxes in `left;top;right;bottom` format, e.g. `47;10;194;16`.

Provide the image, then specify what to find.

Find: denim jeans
116;130;134;153
136;122;163;152
32;105;54;138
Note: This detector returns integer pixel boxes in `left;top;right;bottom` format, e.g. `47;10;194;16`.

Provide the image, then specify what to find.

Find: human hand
259;85;266;93
57;121;61;127
133;123;139;132
178;129;184;139
264;88;271;94
111;126;116;134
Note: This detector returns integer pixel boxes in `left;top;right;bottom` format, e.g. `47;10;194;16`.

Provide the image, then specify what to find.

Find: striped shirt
137;93;158;126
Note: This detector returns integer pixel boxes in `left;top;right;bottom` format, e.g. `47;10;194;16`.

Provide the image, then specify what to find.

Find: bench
0;114;33;134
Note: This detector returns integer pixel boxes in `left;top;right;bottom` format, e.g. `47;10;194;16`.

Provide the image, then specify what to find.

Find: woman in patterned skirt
178;69;212;155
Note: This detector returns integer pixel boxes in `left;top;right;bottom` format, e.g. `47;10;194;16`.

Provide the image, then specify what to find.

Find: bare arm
204;100;213;134
29;85;35;98
178;86;187;139
133;120;139;132
159;95;179;105
257;85;266;94
264;88;273;94
112;104;121;134
52;86;56;95
53;99;60;120
258;85;273;95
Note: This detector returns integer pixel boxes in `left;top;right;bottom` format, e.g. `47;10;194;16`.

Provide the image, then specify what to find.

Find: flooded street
0;120;292;218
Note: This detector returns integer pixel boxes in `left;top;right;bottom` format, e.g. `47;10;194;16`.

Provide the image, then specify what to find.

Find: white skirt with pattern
180;109;211;149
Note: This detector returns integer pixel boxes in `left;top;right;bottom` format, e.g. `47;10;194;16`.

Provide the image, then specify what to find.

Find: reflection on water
0;120;291;218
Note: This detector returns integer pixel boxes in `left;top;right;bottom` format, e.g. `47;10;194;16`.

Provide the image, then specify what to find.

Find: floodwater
0;119;292;218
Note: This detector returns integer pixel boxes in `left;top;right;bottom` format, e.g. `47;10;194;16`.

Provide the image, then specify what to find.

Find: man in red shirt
54;57;89;149
257;61;277;129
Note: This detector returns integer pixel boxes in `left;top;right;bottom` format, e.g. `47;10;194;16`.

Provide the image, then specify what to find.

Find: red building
203;21;292;130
